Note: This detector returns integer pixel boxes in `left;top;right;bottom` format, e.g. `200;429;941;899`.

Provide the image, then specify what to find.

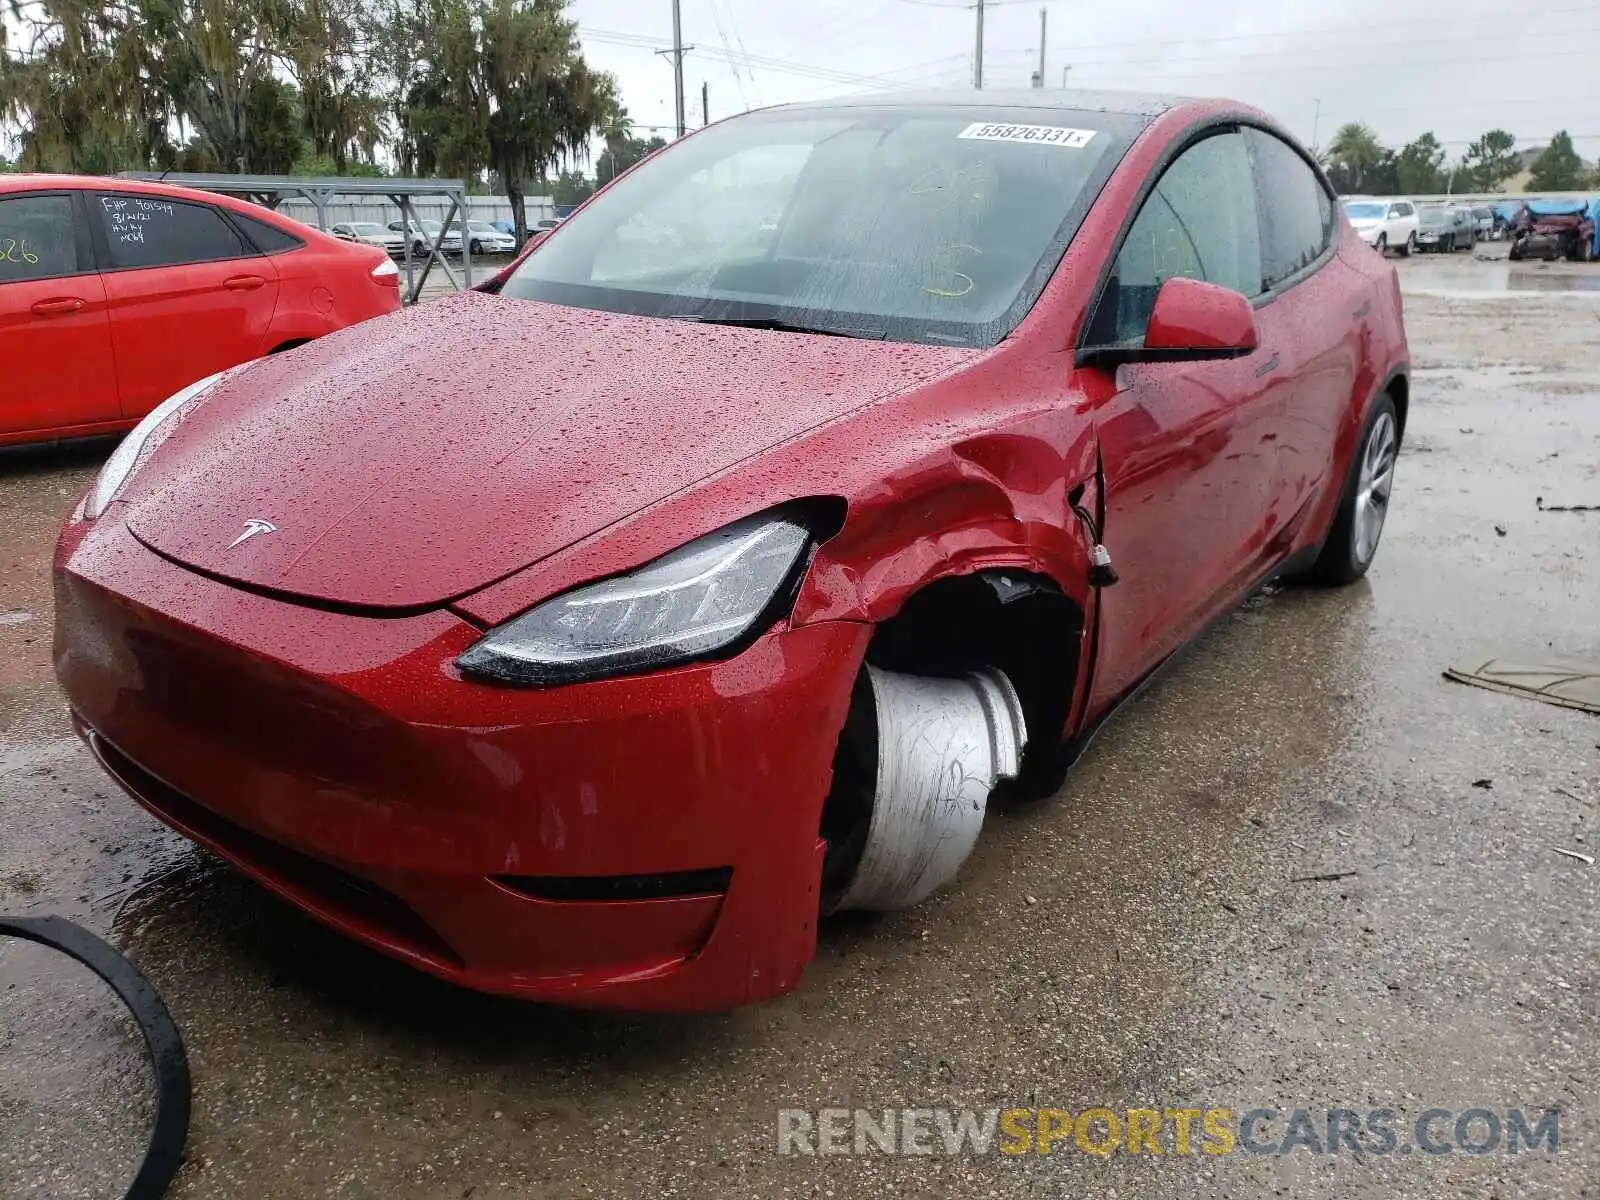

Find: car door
91;191;281;420
0;189;121;439
1080;129;1283;709
1243;127;1355;531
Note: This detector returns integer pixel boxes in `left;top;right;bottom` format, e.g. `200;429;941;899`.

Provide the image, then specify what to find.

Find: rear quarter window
230;210;306;255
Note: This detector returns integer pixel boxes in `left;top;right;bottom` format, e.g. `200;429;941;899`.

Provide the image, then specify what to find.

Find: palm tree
599;101;632;182
1324;123;1386;192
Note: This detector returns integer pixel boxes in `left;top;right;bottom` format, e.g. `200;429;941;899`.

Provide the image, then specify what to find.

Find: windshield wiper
668;313;888;340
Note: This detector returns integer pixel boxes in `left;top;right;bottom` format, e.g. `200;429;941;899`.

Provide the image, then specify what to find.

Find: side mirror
1079;276;1258;369
1142;277;1258;359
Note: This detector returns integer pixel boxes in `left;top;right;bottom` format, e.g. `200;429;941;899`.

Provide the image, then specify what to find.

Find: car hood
121;292;976;609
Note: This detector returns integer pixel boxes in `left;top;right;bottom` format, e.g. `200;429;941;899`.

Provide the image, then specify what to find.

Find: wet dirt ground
2;253;1598;1199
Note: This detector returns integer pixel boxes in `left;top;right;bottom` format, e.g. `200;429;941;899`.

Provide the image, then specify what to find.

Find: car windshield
1343;202;1386;219
1418;208;1449;227
499;104;1138;345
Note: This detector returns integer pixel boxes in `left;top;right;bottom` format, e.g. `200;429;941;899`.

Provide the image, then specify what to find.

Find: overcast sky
570;0;1600;161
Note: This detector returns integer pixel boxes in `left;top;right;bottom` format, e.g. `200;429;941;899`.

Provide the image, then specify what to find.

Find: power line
1009;3;1599;55
980;25;1599;69
703;0;752;110
1053;43;1598;80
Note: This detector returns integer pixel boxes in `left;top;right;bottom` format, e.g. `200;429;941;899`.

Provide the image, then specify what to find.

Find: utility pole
654;1;693;138
702;81;709;127
1311;98;1322;152
1061;64;1071;86
973;0;984;88
1035;6;1047;87
671;0;686;137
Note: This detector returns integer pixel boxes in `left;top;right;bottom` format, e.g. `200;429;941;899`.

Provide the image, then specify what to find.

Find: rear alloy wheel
1311;393;1399;585
821;665;1026;913
1400;233;1416;256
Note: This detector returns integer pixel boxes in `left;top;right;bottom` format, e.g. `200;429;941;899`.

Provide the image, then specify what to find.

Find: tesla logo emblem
227;518;278;549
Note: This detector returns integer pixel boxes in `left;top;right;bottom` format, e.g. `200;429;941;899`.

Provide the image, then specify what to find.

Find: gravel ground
1;250;1597;1199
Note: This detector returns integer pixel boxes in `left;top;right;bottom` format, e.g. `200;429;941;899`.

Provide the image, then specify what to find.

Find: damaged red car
55;90;1409;1011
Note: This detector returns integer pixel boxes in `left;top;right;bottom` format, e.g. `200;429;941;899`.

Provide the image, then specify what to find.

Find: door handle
1253;351;1281;378
30;296;84;316
223;275;266;291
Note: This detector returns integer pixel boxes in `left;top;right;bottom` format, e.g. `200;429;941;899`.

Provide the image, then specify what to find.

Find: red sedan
54;92;1408;1011
1;175;400;447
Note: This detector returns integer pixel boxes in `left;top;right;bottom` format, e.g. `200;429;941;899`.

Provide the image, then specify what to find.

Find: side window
1090;131;1261;347
231;211;304;255
1245;128;1333;290
1395;202;1413;218
95;194;248;270
0;194;81;284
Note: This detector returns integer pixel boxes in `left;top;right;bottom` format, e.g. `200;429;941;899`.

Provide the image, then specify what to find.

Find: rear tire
1375;233;1387;256
1310;392;1399;586
1399;233;1415;257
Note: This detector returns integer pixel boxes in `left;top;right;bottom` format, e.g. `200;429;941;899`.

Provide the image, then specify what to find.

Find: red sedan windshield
501;105;1138;345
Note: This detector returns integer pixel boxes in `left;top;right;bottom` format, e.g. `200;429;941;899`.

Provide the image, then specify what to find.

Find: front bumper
54;516;868;1010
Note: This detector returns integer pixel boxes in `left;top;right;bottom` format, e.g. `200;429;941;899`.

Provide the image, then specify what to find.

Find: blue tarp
1525;198;1592;216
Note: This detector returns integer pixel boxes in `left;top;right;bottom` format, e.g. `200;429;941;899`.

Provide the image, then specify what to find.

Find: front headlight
83;369;235;519
456;511;815;687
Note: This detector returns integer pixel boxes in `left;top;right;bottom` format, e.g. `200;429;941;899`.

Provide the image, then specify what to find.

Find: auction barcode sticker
958;122;1097;148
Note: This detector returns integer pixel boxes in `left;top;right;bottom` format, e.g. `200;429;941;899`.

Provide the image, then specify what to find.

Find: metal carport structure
118;173;476;304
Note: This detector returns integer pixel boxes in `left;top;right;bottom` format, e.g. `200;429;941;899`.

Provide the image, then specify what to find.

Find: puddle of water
1509;270;1600;293
1401;257;1600;297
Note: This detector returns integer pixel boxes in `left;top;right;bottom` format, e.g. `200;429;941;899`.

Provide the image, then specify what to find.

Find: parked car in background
1342;197;1418;255
1415;204;1476;252
54;91;1409;1011
447;221;518;255
533;217;563;231
1470;206;1495;239
387;218;461;256
332;221;406;256
0;174;400;447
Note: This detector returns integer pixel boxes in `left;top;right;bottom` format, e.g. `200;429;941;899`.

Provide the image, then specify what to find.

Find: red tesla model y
54;90;1408;1011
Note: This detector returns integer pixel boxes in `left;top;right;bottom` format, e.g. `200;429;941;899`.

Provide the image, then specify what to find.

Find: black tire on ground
470;239;482;255
1444;234;1455;253
1400;233;1415;256
1509;240;1525;261
1309;391;1400;586
1375;233;1387;255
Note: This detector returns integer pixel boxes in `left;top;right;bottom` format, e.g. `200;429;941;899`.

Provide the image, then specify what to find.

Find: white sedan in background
331;221;406;256
449;221;519;255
